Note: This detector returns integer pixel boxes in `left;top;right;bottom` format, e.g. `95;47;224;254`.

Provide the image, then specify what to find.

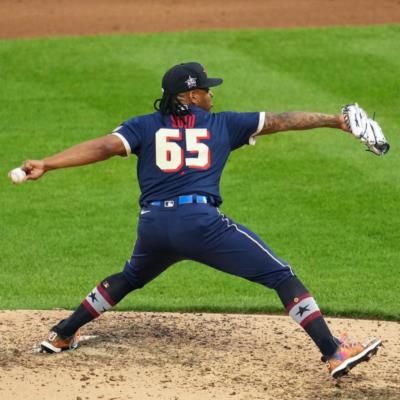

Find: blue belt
149;194;210;207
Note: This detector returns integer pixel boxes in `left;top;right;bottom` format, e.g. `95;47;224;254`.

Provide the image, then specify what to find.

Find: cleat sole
331;339;381;379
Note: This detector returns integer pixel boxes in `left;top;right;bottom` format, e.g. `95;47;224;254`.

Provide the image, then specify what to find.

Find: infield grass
1;26;399;319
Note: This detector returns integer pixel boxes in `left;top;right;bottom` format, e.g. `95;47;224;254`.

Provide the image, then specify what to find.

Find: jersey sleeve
224;111;265;150
111;117;143;155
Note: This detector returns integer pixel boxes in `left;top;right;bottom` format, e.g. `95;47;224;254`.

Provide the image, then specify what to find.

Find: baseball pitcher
10;62;388;378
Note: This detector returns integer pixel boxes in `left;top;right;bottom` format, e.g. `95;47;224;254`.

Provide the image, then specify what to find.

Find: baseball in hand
9;167;27;184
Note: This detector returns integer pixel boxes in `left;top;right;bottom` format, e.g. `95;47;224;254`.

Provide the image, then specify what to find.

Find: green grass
1;26;399;320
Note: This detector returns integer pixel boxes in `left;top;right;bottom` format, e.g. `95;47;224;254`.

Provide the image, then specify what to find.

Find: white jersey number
155;128;210;172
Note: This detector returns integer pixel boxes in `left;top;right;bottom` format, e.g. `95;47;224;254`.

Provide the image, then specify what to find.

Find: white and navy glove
341;103;390;156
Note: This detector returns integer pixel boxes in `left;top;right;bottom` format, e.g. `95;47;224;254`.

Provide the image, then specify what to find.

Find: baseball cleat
325;335;382;379
40;329;81;353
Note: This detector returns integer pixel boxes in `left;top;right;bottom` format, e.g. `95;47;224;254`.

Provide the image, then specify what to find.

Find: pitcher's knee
122;261;148;289
250;265;296;289
271;266;296;289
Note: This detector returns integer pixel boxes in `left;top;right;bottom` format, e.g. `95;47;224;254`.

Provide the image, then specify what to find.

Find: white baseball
10;167;27;184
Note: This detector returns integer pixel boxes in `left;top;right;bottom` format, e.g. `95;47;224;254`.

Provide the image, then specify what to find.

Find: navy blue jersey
112;106;265;205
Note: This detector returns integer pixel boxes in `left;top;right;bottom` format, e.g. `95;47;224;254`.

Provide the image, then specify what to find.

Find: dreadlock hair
153;93;191;118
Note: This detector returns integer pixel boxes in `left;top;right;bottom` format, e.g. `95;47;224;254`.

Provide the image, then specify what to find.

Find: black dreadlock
153;93;191;117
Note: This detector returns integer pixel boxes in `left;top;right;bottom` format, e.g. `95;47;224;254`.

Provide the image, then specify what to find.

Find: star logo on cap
185;75;197;89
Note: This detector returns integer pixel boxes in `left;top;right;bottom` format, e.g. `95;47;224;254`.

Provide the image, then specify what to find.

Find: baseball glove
341;103;390;156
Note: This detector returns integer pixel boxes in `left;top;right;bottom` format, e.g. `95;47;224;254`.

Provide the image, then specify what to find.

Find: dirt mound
0;310;399;400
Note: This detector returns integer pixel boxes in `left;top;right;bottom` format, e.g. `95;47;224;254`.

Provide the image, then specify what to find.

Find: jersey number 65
155;128;210;172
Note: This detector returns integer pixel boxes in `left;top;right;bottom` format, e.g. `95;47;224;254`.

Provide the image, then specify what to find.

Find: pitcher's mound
0;310;399;400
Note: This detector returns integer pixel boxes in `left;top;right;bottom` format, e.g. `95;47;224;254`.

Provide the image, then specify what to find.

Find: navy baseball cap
162;62;223;95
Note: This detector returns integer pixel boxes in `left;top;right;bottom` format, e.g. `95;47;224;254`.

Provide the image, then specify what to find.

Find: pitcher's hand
22;160;46;180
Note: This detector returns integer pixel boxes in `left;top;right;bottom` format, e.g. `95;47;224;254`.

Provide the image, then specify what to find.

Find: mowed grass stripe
0;26;399;319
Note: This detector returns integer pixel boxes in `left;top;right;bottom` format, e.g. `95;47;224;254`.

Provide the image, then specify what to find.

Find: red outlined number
155;129;184;172
186;128;211;169
155;128;210;172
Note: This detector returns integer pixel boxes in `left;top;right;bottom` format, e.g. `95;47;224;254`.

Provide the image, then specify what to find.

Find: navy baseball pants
122;200;295;290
